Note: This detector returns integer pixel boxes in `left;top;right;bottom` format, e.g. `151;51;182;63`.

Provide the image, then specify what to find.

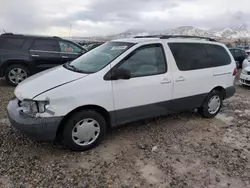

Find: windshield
64;42;135;73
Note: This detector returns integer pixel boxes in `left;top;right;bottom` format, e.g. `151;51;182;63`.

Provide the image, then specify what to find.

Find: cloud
0;0;249;36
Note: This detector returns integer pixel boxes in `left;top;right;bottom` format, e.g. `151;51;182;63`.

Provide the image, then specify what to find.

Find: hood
244;66;250;72
15;66;88;100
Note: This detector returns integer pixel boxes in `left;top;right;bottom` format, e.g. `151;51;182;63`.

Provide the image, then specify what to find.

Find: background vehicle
242;55;250;69
229;48;247;68
240;66;250;86
84;43;104;51
0;33;87;86
7;35;236;151
243;46;250;55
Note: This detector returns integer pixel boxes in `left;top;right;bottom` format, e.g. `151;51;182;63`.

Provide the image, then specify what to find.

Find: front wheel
62;110;107;151
199;90;222;118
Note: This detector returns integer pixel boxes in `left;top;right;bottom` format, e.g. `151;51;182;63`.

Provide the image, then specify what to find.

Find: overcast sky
0;0;249;37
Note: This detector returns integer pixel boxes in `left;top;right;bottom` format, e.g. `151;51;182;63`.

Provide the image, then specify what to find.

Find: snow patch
216;113;234;125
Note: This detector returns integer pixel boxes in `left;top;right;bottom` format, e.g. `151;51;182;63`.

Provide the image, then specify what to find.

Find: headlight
242;69;247;75
19;99;49;116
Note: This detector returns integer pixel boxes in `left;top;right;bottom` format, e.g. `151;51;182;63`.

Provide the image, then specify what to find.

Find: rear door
168;42;214;111
58;40;84;64
29;39;61;73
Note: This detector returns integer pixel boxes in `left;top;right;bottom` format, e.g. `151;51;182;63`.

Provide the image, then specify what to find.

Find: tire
5;64;30;86
199;90;222;118
62;110;107;151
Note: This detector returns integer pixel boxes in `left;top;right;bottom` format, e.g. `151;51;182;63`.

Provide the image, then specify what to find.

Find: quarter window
204;44;231;66
30;39;59;52
59;41;82;53
169;43;231;71
0;38;26;50
118;44;167;77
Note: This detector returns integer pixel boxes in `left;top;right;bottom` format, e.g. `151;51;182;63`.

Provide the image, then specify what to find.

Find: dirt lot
0;76;250;188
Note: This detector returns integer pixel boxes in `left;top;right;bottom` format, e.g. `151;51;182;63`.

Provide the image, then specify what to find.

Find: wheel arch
56;105;112;139
2;60;31;75
210;86;226;100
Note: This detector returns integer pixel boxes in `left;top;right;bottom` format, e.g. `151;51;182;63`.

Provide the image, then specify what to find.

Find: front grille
245;80;250;85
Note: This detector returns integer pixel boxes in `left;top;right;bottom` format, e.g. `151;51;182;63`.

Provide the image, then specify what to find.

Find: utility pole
69;24;72;40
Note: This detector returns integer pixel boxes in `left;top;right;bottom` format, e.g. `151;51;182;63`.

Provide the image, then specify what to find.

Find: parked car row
7;35;236;151
0;33;87;86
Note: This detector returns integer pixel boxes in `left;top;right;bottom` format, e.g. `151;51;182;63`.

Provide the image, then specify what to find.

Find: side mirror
113;68;131;80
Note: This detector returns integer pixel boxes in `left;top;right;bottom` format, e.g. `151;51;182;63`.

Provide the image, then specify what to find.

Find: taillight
233;68;237;76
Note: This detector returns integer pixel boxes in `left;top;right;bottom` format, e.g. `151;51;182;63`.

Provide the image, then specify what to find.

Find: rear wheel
199;90;222;118
5;64;30;86
62;110;107;151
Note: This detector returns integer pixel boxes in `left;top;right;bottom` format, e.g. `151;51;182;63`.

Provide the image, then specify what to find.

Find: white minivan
7;36;236;151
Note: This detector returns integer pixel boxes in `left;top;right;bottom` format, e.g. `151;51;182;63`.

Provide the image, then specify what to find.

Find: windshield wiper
64;62;84;73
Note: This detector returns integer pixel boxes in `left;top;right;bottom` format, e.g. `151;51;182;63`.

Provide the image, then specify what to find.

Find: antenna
3;29;6;33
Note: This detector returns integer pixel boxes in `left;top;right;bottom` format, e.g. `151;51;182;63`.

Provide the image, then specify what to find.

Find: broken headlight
19;99;49;116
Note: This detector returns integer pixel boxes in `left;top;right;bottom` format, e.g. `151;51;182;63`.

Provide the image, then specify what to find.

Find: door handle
31;54;39;57
176;76;185;82
62;56;68;59
161;78;171;84
213;72;231;76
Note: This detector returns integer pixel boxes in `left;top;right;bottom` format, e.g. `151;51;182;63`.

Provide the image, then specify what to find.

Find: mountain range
70;25;250;42
109;26;250;40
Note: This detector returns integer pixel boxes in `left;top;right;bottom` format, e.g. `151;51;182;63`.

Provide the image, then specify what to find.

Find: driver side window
118;44;167;78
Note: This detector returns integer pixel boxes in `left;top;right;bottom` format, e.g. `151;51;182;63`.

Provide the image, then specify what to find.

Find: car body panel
14;66;88;100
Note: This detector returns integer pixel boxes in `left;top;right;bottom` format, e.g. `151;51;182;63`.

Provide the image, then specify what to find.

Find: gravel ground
0;76;250;188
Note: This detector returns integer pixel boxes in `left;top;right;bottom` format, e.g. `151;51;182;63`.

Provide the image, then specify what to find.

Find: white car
242;55;250;69
240;66;250;86
7;36;236;151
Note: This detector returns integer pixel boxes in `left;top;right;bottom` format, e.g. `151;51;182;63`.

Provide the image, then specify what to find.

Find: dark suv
229;48;247;68
0;33;86;86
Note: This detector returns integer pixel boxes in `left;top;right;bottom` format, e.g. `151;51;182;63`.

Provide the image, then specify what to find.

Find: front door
29;39;61;73
111;43;173;124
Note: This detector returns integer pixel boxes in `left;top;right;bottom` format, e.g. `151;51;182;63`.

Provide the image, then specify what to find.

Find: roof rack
53;36;62;39
1;33;18;36
134;35;163;38
1;33;62;39
134;35;216;41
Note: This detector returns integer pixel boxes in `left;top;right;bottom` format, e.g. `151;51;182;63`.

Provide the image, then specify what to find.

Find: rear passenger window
30;39;59;52
0;38;26;50
168;43;210;71
118;44;167;77
204;44;231;66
